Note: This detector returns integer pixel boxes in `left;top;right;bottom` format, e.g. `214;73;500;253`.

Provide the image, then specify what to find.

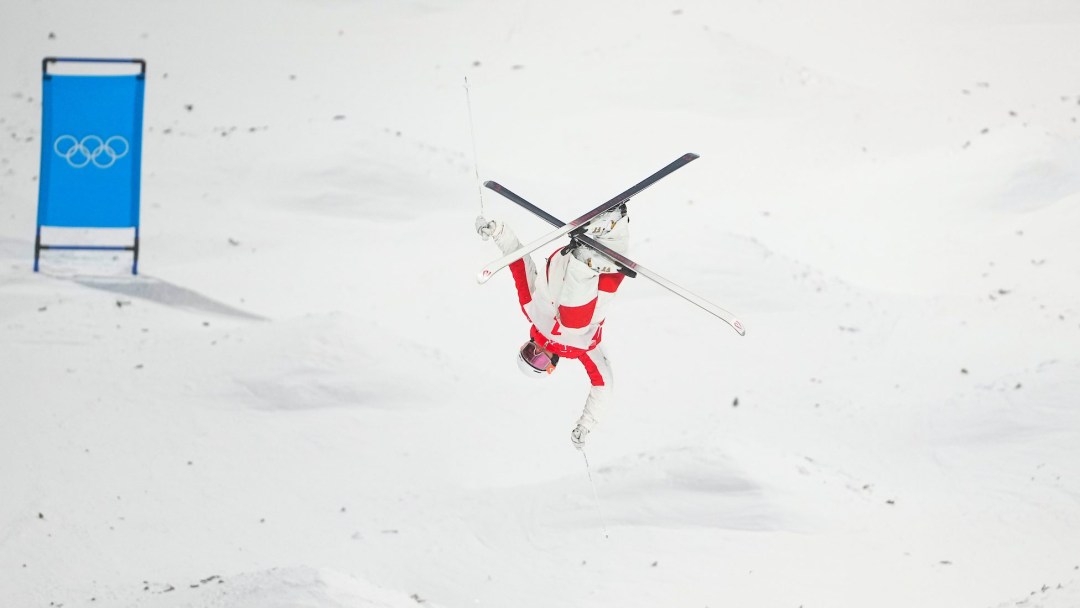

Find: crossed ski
477;153;699;284
484;181;640;279
478;154;745;336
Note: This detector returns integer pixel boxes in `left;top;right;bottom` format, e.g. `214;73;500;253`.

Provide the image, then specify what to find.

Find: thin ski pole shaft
464;76;484;215
582;449;609;540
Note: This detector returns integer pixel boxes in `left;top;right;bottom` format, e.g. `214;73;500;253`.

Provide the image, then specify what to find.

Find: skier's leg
594;210;629;255
550;252;602;329
572;209;630;272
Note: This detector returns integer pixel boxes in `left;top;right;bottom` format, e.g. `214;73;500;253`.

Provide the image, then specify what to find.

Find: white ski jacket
492;222;629;433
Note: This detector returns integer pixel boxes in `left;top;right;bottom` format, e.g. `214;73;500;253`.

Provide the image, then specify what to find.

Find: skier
475;204;630;450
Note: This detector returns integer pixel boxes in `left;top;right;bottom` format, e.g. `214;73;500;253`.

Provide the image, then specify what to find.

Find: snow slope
1;0;1079;606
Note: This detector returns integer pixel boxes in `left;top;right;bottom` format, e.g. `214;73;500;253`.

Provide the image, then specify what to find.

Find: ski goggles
520;340;558;374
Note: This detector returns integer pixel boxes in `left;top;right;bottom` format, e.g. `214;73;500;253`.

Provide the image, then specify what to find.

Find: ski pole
581;448;610;540
463;76;484;216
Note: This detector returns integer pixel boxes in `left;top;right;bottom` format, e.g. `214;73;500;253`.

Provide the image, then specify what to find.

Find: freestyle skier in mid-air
475;204;630;450
473;153;744;450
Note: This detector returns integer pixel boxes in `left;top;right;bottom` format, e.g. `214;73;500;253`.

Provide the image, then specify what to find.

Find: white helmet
517;340;558;378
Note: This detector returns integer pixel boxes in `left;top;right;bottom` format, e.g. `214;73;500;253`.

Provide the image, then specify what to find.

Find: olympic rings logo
53;135;130;169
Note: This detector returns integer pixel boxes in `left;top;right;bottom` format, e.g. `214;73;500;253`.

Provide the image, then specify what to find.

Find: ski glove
475;216;503;241
570;424;590;450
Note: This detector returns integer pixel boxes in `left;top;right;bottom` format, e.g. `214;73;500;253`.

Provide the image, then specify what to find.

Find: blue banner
35;58;145;274
38;73;144;228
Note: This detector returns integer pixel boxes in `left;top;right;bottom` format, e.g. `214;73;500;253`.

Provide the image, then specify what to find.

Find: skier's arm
572;348;614;444
478;218;538;311
578;385;610;430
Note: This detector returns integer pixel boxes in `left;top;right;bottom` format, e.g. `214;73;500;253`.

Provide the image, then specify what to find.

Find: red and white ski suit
492;221;629;433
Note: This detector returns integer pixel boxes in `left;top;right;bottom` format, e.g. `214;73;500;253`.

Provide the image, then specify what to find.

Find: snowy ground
2;1;1079;607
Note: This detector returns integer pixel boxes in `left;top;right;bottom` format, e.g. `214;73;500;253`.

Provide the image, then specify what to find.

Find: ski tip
683;152;700;161
476;267;495;284
732;318;746;336
483;180;500;191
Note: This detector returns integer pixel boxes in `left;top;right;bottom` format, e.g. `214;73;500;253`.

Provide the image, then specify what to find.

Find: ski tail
631;265;746;336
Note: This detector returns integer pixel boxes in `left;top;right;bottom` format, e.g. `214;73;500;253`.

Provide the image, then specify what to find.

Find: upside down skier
475;204;630;450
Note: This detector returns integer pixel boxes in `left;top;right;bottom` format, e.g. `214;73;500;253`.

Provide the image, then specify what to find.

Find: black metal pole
132;230;140;275
33;226;41;272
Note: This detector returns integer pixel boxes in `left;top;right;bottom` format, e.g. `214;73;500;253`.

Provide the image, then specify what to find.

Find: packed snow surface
1;1;1079;606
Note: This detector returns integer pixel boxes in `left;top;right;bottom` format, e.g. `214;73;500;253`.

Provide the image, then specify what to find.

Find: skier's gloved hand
475;216;503;241
570;424;590;450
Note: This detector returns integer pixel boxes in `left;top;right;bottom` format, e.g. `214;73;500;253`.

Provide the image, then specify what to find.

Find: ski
483;180;746;336
629;264;745;336
476;152;699;284
484;181;639;279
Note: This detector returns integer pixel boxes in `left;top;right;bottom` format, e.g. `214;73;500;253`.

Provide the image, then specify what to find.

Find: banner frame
35;57;146;275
